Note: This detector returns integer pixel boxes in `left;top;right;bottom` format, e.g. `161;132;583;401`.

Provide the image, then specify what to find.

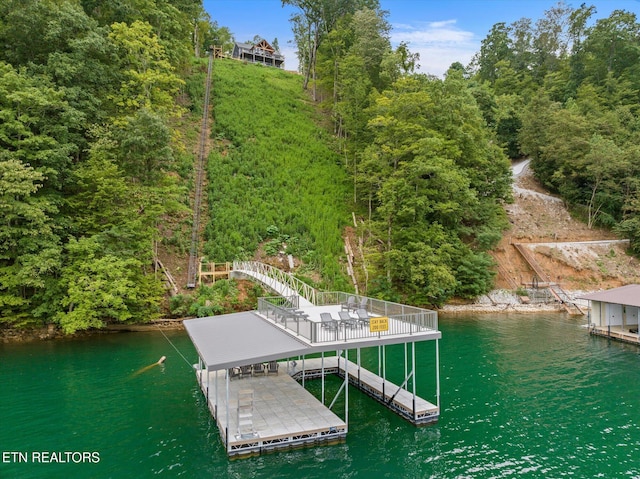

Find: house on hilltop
232;38;284;68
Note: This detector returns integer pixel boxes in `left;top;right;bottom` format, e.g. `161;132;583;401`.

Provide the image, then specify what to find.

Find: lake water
1;313;639;478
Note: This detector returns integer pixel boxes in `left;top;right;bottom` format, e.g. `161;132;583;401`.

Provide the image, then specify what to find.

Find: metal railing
257;291;438;344
233;261;317;305
316;292;438;331
187;52;214;288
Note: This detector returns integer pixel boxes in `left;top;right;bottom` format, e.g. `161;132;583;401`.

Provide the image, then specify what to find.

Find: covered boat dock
185;292;441;457
581;284;640;345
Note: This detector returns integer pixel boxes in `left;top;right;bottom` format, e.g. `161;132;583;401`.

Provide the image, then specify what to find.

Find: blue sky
202;0;640;76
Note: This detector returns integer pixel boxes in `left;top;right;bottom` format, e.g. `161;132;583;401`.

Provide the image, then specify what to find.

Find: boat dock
197;368;346;457
184;286;441;458
290;357;439;424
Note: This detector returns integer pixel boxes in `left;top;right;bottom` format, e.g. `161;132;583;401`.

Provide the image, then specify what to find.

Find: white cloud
390;19;479;77
280;45;299;72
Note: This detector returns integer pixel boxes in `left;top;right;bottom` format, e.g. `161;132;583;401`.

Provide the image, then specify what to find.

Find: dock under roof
184;293;441;457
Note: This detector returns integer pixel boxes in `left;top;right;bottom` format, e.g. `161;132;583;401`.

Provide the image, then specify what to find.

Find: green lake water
1;313;640;478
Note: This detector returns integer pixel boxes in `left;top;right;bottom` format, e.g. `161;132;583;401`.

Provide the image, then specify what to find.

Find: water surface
1;314;639;478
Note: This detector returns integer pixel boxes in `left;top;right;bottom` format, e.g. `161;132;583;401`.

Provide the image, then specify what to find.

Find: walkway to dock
291;357;439;425
198;368;346;456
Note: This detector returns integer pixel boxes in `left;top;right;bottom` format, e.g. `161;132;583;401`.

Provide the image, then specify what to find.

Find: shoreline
2;294;588;343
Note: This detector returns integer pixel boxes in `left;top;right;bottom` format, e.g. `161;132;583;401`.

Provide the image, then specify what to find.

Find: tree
108;20;185;116
0;158;60;323
472;22;513;83
55;236;161;334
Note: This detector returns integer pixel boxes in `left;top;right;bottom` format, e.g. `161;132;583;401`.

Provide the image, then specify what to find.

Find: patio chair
228;367;240;379
240;364;252;377
320;312;338;331
358;297;369;311
267;361;279;375
252;363;265;375
341;296;357;312
356;308;370;326
338;311;359;329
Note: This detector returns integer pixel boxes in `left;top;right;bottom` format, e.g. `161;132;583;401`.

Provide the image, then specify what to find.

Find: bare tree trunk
588;178;602;229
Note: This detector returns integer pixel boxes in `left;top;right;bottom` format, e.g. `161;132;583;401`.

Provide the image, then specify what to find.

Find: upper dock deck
257;291;439;348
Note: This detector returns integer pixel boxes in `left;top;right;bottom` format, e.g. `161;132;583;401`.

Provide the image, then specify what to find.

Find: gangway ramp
232;261;315;307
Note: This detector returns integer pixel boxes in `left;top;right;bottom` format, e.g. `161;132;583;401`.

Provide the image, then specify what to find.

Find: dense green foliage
0;0;210;332
204;60;352;289
470;3;640;253
288;1;511;305
169;279;264;318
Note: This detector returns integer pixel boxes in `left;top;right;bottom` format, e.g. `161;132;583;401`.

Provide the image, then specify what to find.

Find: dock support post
214;367;218;417
412;342;417;421
404;343;408;384
321;352;325;404
225;371;230;450
357;348;361;387
382;345;386;398
344;350;349;429
436;338;440;409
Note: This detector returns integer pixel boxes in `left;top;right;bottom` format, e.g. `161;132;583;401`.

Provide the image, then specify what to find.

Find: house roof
234;39;283;58
579;284;640;308
184;312;311;371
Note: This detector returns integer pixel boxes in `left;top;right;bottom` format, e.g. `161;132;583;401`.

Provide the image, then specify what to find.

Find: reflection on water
2;314;640;478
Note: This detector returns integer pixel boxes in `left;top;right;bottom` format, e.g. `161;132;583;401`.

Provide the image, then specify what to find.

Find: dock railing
233;261;317;305
257;291;438;344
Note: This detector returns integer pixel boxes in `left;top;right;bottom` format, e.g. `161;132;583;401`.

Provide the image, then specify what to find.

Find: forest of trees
470;3;640;254
285;0;640;306
4;0;640;332
0;0;223;332
285;0;512;305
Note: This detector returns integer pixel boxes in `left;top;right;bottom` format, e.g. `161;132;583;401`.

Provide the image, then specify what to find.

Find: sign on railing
369;317;389;333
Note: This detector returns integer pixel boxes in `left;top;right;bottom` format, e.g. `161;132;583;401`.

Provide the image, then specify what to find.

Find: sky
202;0;640;77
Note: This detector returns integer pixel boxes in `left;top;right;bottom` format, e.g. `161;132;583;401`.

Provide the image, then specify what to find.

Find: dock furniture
341;296;357;312
358;297;369;311
320;312;339;331
267;360;279;375
355;308;370;326
338;311;359;329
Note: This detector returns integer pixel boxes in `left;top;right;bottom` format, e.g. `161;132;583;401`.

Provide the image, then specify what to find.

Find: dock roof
184;312;311;371
580;284;640;308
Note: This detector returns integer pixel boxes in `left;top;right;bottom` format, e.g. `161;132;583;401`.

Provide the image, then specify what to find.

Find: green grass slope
204;59;351;289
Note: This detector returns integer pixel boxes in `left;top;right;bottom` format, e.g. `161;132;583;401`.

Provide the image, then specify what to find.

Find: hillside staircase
512;243;584;315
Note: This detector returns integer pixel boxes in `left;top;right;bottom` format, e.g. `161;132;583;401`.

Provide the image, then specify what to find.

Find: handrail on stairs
232;261;317;305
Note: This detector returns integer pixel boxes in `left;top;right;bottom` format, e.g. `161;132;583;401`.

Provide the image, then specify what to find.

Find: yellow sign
369;316;389;332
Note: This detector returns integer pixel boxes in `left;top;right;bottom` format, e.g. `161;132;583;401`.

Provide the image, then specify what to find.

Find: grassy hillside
204;59;351;289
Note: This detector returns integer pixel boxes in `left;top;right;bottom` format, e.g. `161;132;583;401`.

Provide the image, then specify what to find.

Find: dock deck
198;368;346;456
291;357;439;425
184;289;441;458
590;325;640;345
